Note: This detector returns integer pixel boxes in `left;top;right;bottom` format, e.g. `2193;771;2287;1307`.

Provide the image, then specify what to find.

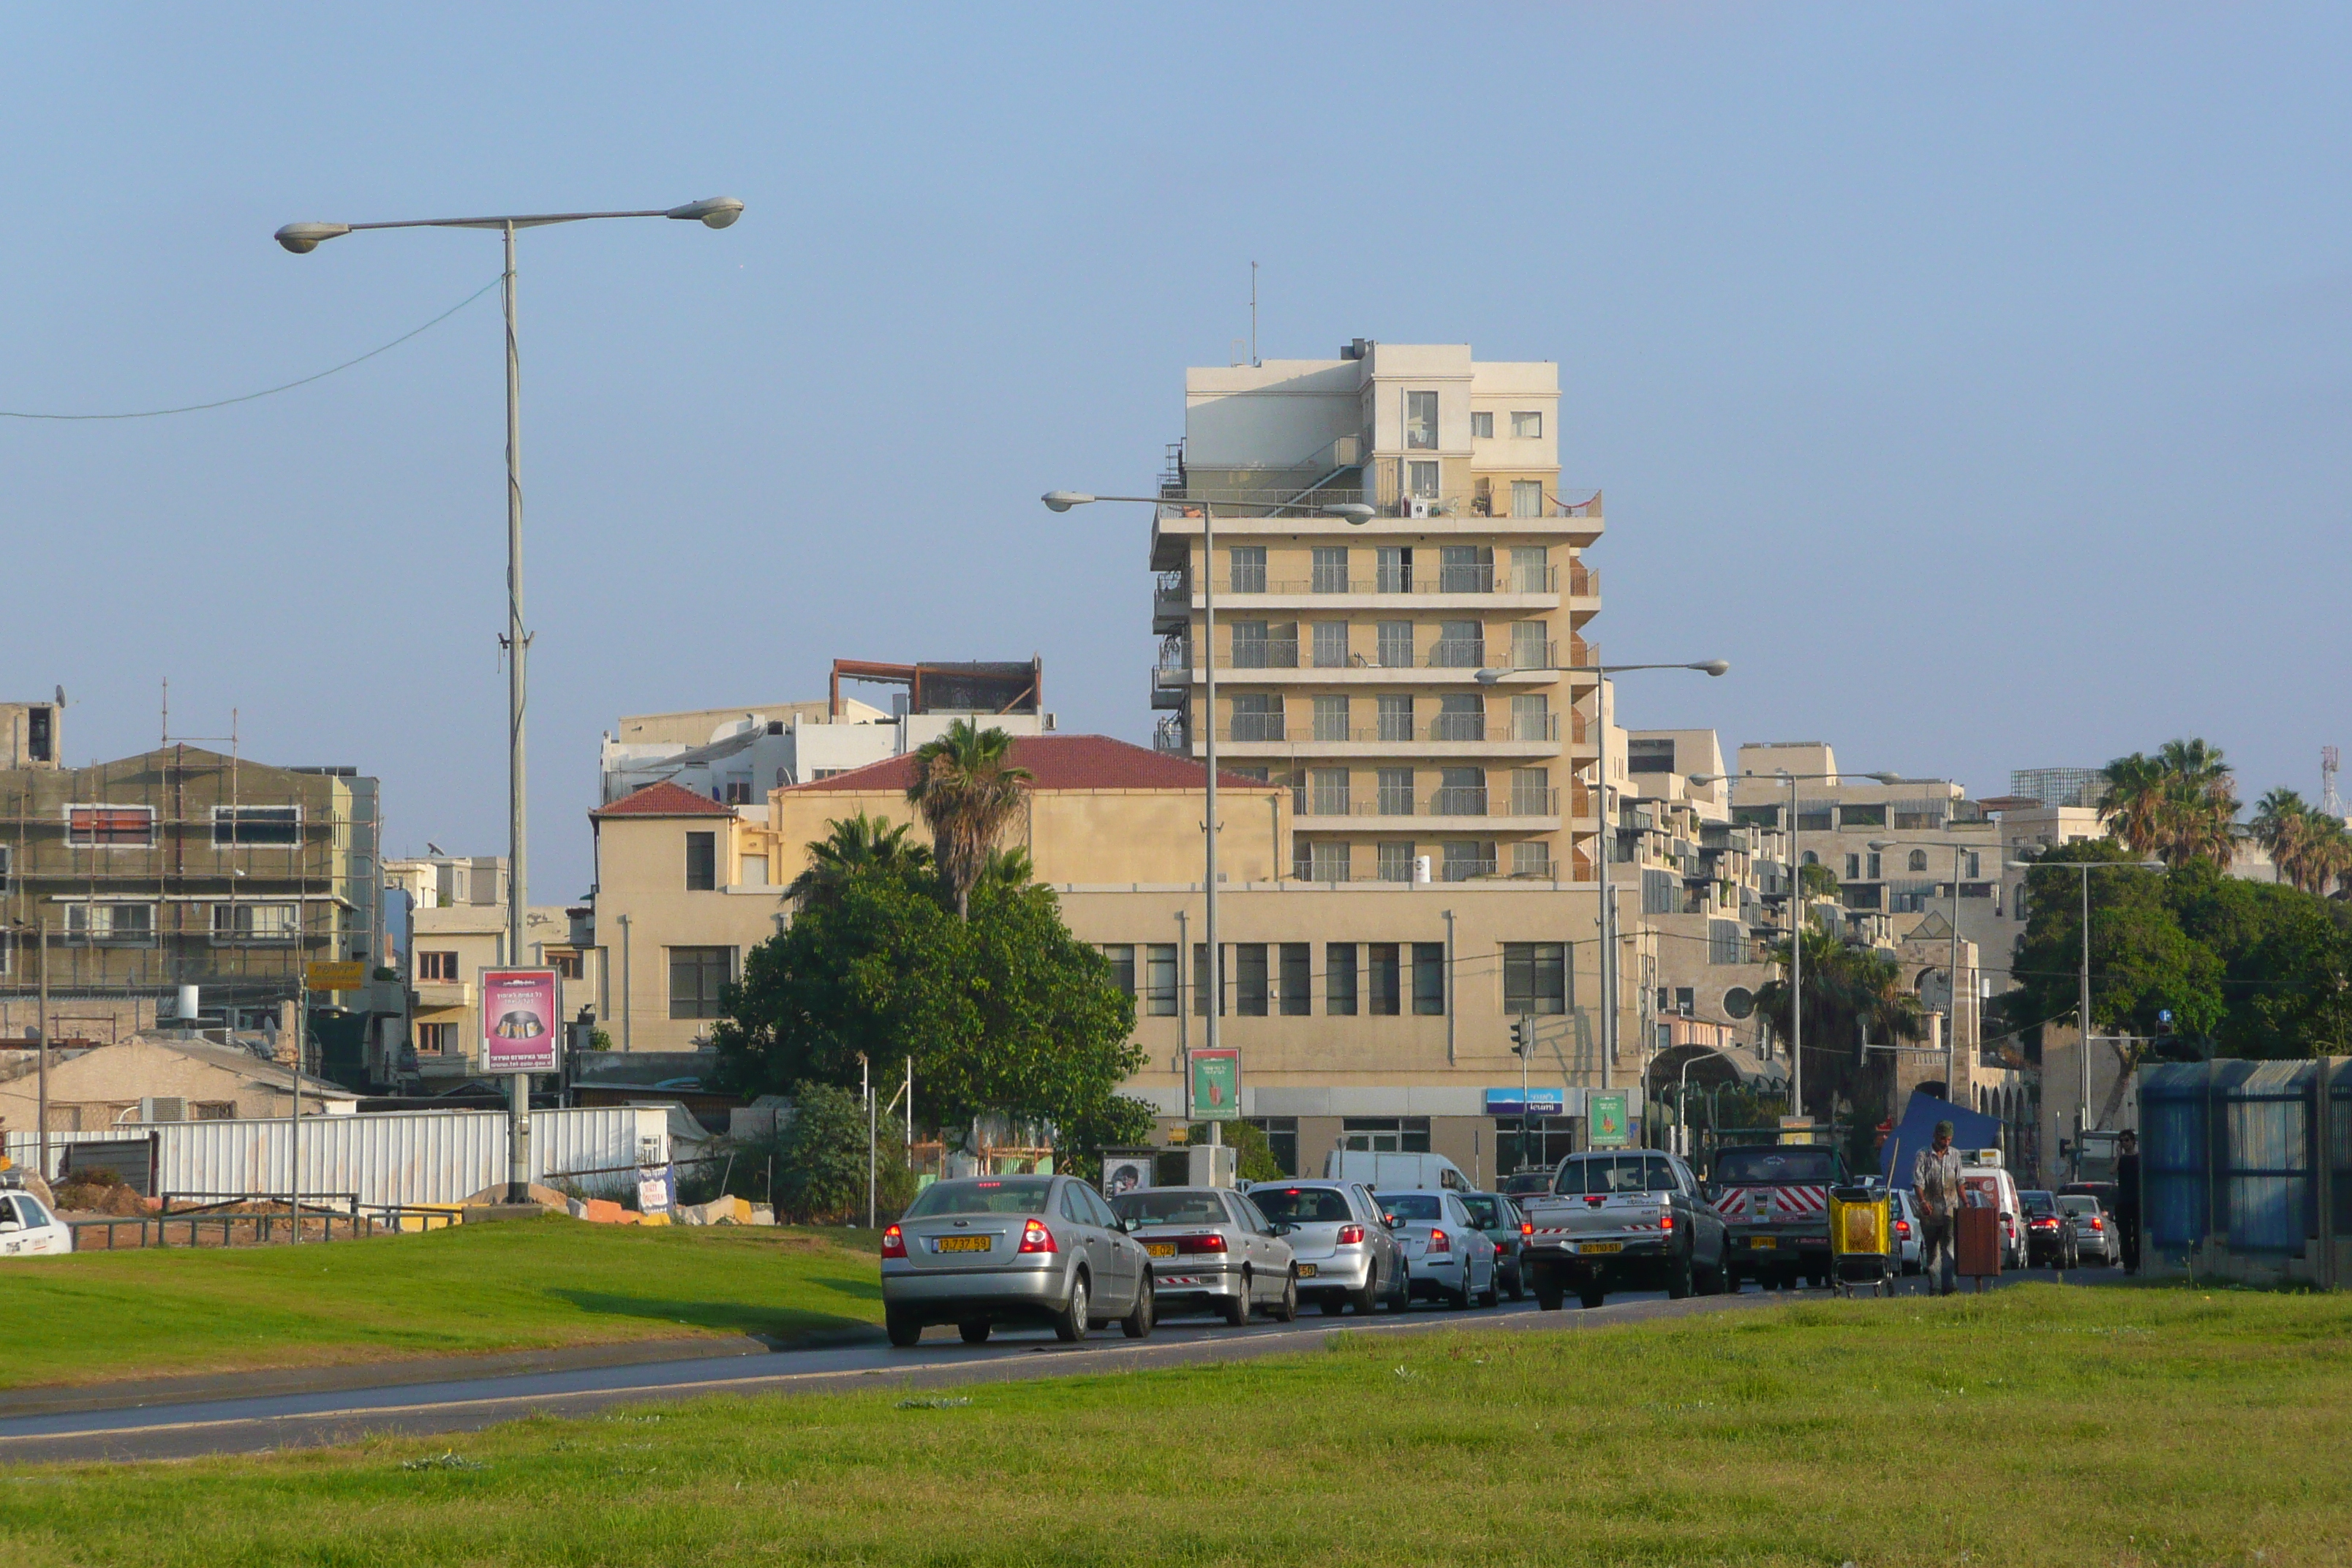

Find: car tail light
881;1224;907;1259
1017;1218;1056;1254
1896;1219;1912;1239
1520;1221;1534;1239
1428;1228;1451;1254
1659;1213;1675;1232
1338;1224;1365;1246
2087;1217;2104;1231
1583;1194;1605;1207
1175;1233;1226;1255
2030;1218;2058;1232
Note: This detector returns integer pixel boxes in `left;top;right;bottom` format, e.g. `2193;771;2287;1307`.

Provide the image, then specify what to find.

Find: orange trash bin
1957;1203;2004;1289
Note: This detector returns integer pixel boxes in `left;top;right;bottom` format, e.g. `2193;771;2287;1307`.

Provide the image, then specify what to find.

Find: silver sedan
1379;1188;1499;1308
1244;1179;1410;1315
1111;1186;1300;1325
881;1175;1154;1346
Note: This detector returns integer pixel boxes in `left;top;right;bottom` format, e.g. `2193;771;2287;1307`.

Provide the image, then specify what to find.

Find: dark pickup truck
1708;1144;1850;1290
1519;1148;1729;1309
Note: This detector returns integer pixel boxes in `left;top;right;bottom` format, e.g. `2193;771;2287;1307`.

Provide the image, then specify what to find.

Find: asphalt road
0;1264;2103;1464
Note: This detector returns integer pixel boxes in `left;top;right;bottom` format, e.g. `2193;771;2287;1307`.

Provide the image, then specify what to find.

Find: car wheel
1477;1267;1500;1309
1578;1285;1606;1310
1271;1270;1299;1323
959;1320;991;1345
1219;1272;1251;1326
1052;1272;1091;1343
1666;1252;1694;1300
1386;1259;1413;1311
1348;1273;1379;1315
886;1309;924;1349
1508;1263;1527;1303
1120;1276;1155;1340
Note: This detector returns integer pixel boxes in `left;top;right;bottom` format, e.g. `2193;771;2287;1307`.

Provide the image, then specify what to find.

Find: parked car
1522;1149;1728;1309
0;1188;69;1258
1326;1150;1472;1192
2020;1189;2081;1268
2059;1193;2119;1265
1457;1191;1529;1300
1708;1143;1847;1290
1889;1188;1924;1275
881;1175;1156;1347
1499;1169;1556;1205
1242;1180;1409;1315
1376;1189;1499;1308
1112;1186;1300;1325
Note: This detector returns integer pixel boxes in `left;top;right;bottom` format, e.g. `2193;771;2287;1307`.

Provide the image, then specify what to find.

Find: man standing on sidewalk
2114;1129;2142;1275
1912;1120;1966;1297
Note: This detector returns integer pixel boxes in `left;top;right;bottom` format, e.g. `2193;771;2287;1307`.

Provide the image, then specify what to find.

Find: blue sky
4;7;2348;900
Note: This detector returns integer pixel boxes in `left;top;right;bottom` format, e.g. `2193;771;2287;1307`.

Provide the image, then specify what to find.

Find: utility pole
291;968;305;1243
34;919;48;1184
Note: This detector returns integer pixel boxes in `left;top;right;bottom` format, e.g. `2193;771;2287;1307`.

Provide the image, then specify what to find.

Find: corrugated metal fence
2139;1058;2350;1285
4;1106;676;1207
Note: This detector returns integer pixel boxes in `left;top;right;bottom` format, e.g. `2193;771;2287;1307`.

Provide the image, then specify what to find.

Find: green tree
1798;860;1840;898
2097;739;2237;870
1186;1120;1284;1183
1752;928;1925;1124
783;813;933;911
906;720;1033;919
2009;840;2225;1053
739;1081;917;1224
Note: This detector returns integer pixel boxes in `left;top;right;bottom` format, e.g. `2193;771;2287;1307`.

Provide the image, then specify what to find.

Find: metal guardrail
64;1194;469;1249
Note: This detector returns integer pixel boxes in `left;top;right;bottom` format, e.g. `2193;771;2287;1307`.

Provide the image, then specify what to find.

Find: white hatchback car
0;1189;72;1257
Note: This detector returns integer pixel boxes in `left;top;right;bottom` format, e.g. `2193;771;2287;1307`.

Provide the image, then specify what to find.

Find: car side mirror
0;1221;20;1235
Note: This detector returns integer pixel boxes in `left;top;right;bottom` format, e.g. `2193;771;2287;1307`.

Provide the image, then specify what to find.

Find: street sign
480;968;562;1074
304;961;367;991
1188;1047;1240;1121
1588;1091;1630;1148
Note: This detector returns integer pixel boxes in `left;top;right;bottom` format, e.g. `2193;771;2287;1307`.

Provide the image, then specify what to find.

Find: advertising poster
1188;1047;1240;1121
1101;1153;1154;1196
480;968;561;1074
1587;1091;1630;1148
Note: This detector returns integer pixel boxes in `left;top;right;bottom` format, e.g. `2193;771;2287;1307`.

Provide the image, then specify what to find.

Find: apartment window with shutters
1378;694;1414;742
1504;943;1566;1014
1231;620;1271;669
1308;842;1351;882
1866;852;1882;880
1368;943;1402;1014
1375;548;1412;594
1327;943;1359;1014
1436;767;1485;817
1511;841;1551;878
1404;390;1439;450
1509;545;1549;592
1310;768;1350;816
1100;945;1136;998
1377;843;1416;883
1709;919;1745;965
1408;461;1440;500
1510;621;1549;669
1235;944;1269;1016
1642;868;1676;914
1512;693;1550;742
685;832;717;891
1376;621;1414;668
1145;943;1179;1016
1311;622;1350;668
1230;693;1281;741
1511;768;1550;817
1311;546;1350;593
551;950;585;980
1470;410;1494;439
1964;851;1982;878
1434;693;1484;741
67;902;156;945
1279;943;1311;1016
1377;768;1415;817
1439;546;1491;592
1412;943;1446;1014
416;1022;456;1055
1511;411;1543;439
418;951;460;981
1510;480;1544;519
1228;546;1266;593
668;946;732;1019
1313;695;1351;742
1442;841;1493;881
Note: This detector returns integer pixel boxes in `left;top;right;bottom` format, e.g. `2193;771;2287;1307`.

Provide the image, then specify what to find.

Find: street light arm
276;198;744;252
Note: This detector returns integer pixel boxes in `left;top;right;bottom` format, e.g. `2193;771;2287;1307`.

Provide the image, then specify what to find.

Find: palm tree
783;813;933;911
2252;788;2316;891
905;720;1033;918
1753;930;1926;1121
2101;739;2238;869
2097;753;2168;856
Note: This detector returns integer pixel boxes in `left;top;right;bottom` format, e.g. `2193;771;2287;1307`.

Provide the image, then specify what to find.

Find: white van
1959;1149;2025;1270
1322;1150;1471;1194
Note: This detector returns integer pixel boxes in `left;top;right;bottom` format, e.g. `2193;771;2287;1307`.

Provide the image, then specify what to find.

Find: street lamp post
2007;855;2164;1181
1044;491;1373;1153
7;920;47;1181
278;197;742;1201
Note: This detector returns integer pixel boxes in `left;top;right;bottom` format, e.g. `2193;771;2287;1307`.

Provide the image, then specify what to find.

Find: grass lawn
0;1215;883;1390
6;1283;2349;1566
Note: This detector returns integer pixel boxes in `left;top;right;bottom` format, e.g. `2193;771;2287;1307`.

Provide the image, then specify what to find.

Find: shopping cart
1828;1185;1894;1299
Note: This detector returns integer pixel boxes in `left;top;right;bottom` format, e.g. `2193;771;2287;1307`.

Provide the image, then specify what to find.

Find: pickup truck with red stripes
1705;1144;1852;1290
1518;1149;1730;1311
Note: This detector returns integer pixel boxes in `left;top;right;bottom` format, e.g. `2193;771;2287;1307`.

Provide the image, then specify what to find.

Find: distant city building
2008;767;2103;809
382;853;597;1083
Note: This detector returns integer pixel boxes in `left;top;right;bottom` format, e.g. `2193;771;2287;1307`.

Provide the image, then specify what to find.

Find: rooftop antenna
160;677;169;746
2324;746;2347;821
1250;260;1259;367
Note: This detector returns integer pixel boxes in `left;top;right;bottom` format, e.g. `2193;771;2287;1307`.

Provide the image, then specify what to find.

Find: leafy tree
2097;738;2237;870
906;720;1033;918
736;1080;919;1224
1186;1120;1284;1183
783;813;933;911
1752;928;1924;1124
1798;860;1840;898
2097;753;2168;858
2009;840;2224;1052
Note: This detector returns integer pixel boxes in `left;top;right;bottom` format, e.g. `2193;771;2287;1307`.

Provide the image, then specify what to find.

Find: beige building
0;1034;355;1135
1153;342;1604;888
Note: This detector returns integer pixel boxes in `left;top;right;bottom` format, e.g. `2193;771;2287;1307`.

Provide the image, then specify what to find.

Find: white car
1376;1188;1499;1308
1889;1189;1925;1274
0;1188;72;1257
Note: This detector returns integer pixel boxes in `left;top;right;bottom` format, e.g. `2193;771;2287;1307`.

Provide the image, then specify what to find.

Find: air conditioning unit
1407;497;1431;519
140;1096;186;1123
1331;435;1360;467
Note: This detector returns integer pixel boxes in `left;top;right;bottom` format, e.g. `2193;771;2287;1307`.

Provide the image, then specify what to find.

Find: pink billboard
480;968;562;1074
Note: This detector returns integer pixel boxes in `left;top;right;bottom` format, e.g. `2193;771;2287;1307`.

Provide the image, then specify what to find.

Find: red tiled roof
782;734;1276;795
592;780;739;819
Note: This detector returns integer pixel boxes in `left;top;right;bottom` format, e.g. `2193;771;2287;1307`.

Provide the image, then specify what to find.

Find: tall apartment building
1151;342;1602;886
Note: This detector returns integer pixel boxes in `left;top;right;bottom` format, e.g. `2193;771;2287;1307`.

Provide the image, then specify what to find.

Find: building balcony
1195;720;1570;762
1165;638;1593;681
1290;787;1569;832
412;980;475;1009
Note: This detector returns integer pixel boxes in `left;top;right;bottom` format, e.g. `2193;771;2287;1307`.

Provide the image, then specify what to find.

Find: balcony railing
1289;788;1561;821
1227;714;1286;742
1170;639;1593;674
1214;566;1561;597
1428;712;1487;742
1152;717;1187;754
1158;484;1600;521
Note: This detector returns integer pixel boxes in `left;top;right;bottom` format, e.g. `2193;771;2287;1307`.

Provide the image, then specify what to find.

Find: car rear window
2021;1191;2057;1216
1501;1172;1552;1196
1458;1196;1500;1227
1384;1194;1444;1222
905;1178;1055;1218
1112;1191;1232;1226
1713;1148;1836;1185
2058;1195;2100;1215
1558;1155;1676;1194
1247;1187;1354;1224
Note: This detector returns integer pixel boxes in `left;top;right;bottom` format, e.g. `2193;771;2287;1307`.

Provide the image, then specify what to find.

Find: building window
211;903;297;943
1309;768;1350;816
212;806;300;845
1642;868;1676;915
1470;410;1494;439
1376;620;1414;668
1510;479;1543;519
1797;804;1834;832
1377;694;1414;742
1441;841;1493;881
418;950;459;982
1312;696;1351;742
1844;853;1861;881
1375;549;1412;595
1964;851;1982;879
1230;620;1273;669
1504;943;1565;1014
1376;769;1415;817
1908;849;1929;872
1709;919;1746;966
416;1022;456;1055
686;832;717;891
1100;944;1136;998
1308;842;1352;882
1244;1116;1300;1175
1145;943;1179;1017
1408;460;1439;500
1434;620;1482;668
1311;546;1350;593
1235;944;1269;1017
1439;545;1492;593
551;950;585;980
66;902;155;944
1412;942;1446;1014
1279;943;1311;1016
724;781;755;806
1510;411;1543;439
1404;390;1439;450
67;805;154;848
1843;884;1885;911
1676;987;1695;1015
1436;767;1486;817
1512;695;1551;743
1341;1116;1431;1153
1510;621;1550;670
1368;943;1402;1014
0;845;10;893
668;946;732;1019
1377;843;1416;883
1840;803;1887;829
1733;804;1781;830
1433;693;1484;742
1311;622;1350;669
1229;693;1282;742
1511;841;1551;878
1229;546;1267;594
1326;943;1359;1015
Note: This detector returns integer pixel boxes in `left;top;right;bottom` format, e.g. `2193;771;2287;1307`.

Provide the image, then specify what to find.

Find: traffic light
1510;1016;1534;1055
